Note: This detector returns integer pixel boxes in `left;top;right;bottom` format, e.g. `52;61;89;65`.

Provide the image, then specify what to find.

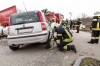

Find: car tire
44;39;51;49
44;32;51;49
9;46;19;51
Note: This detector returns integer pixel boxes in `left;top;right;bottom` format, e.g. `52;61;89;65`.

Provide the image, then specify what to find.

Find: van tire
9;46;19;51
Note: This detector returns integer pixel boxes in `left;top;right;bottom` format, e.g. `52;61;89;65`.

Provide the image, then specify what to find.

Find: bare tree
81;13;88;19
78;13;88;20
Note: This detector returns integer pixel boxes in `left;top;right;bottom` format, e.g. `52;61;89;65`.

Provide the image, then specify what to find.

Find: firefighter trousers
90;30;100;43
57;41;71;51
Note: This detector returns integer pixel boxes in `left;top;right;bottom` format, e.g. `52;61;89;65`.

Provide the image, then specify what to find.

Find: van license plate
17;28;33;34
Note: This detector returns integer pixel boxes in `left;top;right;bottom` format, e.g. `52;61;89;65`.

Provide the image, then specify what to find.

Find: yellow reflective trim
98;16;100;18
80;21;82;22
91;37;96;39
57;34;62;36
91;37;100;39
92;28;100;30
63;39;72;42
76;25;79;26
63;45;67;50
66;26;70;28
97;22;100;28
63;29;73;42
92;19;97;21
95;37;100;39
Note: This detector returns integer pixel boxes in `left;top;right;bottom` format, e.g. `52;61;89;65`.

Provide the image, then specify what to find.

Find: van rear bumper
7;31;49;46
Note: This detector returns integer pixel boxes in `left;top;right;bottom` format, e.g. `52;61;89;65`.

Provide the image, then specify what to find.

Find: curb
73;56;92;66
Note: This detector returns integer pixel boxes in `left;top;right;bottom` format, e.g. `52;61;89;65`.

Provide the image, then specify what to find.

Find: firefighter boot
95;39;99;44
87;39;95;44
58;45;64;51
71;45;77;53
57;43;65;51
63;45;77;53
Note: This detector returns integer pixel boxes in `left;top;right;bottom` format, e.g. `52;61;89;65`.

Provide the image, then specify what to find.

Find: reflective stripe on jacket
56;26;73;42
91;16;100;31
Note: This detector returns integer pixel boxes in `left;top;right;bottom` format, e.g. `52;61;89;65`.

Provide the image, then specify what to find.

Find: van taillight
41;23;47;31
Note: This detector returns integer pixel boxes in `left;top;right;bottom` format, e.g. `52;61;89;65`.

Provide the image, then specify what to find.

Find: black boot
87;42;94;44
87;39;94;44
94;39;99;44
58;46;64;51
76;32;79;33
71;45;77;53
67;45;77;53
58;44;64;51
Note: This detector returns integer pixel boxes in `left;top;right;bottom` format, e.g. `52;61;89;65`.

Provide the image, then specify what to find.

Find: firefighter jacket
90;16;100;31
55;25;73;43
76;20;82;26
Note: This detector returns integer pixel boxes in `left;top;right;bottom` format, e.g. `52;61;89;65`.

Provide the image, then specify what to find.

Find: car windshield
10;11;40;25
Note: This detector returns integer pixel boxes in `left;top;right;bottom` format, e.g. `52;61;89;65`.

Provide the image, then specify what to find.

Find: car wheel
9;45;19;51
44;39;51;49
44;32;51;49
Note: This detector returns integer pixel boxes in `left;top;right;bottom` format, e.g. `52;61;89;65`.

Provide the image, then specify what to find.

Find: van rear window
10;11;40;25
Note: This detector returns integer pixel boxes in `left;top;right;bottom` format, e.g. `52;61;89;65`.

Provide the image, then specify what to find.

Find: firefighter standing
65;19;69;27
55;22;77;53
76;18;82;33
65;19;68;23
70;20;73;30
72;20;76;30
88;13;100;44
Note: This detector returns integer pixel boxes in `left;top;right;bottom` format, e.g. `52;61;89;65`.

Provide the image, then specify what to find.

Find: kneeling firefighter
54;22;77;53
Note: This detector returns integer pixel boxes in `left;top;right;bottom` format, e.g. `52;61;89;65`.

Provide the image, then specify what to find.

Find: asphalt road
0;30;100;66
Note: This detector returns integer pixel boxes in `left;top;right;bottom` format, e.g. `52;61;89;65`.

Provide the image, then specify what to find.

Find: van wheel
9;46;19;51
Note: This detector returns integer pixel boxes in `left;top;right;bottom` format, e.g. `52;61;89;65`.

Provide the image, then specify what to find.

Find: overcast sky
0;0;100;20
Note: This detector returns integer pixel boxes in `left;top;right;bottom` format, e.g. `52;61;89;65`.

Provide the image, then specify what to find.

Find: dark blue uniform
55;25;76;53
88;16;100;44
76;19;82;33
